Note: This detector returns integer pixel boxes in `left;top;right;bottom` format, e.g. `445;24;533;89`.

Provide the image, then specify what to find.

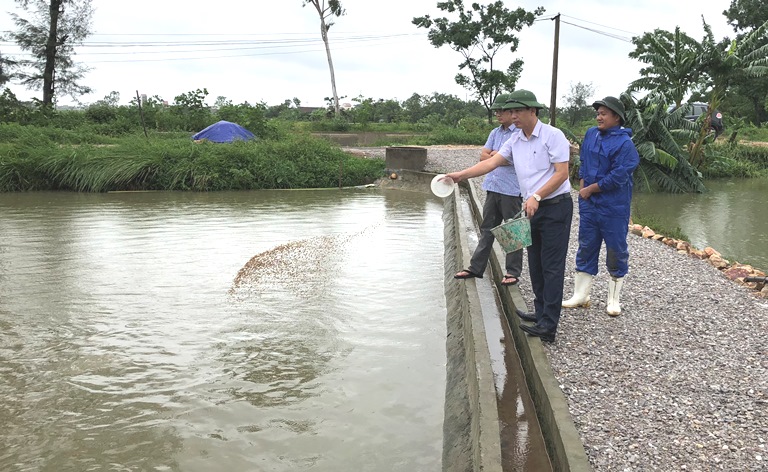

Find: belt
538;193;571;206
489;191;523;198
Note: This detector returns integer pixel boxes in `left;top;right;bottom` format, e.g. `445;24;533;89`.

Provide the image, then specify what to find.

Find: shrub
0;125;384;192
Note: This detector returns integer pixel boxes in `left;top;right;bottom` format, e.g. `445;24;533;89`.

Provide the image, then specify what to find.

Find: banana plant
621;92;706;193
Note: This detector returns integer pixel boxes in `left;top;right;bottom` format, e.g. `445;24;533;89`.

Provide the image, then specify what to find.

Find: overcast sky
0;0;735;108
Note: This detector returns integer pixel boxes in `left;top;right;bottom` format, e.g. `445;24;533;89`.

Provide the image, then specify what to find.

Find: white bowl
431;174;455;198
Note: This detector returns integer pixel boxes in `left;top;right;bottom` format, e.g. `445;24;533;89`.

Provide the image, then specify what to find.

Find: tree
622;92;706;193
7;0;93;107
724;0;768;33
413;0;544;121
402;93;427;123
302;0;344;117
722;1;768;125
561;81;595;126
628;27;704;109
0;52;13;87
695;18;768;134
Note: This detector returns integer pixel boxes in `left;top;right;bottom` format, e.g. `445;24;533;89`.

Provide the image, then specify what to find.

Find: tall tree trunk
320;24;340;117
43;0;63;107
754;97;768;128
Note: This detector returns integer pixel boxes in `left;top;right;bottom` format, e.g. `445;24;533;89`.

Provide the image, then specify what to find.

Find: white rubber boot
562;272;594;308
607;277;625;316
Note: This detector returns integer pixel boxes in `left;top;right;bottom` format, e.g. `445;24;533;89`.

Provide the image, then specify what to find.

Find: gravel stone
349;145;768;472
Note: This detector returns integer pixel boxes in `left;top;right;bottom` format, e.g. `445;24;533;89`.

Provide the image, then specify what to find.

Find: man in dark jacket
562;96;640;316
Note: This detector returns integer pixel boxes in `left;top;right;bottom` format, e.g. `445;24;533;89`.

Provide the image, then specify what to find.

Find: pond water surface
0;189;446;471
632;178;768;269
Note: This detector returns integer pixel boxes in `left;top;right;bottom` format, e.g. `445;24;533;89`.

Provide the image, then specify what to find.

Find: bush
307;117;352;132
0;125;384;192
703;143;768;178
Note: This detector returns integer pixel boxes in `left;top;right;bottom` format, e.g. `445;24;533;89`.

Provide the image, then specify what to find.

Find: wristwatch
532;193;542;202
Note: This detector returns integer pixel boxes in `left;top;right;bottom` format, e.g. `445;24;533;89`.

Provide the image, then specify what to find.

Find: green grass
0;124;385;192
702;142;768;178
729;124;768;142
630;209;689;242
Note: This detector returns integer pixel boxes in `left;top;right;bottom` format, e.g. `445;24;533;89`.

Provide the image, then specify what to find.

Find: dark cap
491;93;513;110
592;96;626;122
504;89;546;110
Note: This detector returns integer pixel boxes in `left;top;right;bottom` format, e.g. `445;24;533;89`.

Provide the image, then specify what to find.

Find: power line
560;14;639;36
0;32;428;62
1;35;426;63
560;20;634;43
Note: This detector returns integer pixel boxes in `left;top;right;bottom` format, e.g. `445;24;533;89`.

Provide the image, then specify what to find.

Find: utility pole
549;13;561;127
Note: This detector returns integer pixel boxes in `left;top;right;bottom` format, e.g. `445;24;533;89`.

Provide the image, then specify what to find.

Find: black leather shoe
520;324;556;343
515;309;537;323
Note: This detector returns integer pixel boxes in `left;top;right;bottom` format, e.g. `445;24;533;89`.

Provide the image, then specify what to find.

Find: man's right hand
444;172;461;183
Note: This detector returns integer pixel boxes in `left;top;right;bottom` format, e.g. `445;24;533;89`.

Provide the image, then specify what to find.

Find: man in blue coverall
562;96;640;316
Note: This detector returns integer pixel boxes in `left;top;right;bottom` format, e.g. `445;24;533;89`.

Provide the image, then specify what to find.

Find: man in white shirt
445;89;573;342
453;93;523;286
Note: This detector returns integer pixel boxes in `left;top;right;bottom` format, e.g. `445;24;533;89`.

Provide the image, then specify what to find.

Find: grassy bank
0;123;384;192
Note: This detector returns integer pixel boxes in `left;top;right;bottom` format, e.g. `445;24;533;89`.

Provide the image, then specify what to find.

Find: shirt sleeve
547;128;571;163
597;138;640;192
484;128;496;150
497;138;514;163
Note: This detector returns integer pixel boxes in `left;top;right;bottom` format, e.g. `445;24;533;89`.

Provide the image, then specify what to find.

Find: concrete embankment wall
462;180;592;472
441;178;504;471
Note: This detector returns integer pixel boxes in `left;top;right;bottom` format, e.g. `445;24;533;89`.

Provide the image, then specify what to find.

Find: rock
630;225;643;236
642;226;656;238
723;264;754;282
676;241;691;253
691;249;707;259
708;255;729;270
652;234;665;241
704;247;721;258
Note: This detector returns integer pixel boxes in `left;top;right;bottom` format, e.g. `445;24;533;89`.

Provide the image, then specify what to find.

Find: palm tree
628;27;704;109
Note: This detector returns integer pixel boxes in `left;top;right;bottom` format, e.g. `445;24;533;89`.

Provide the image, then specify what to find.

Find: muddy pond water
0;189;446;471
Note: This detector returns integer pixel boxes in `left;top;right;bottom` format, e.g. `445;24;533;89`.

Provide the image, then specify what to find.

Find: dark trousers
527;196;573;332
468;191;523;277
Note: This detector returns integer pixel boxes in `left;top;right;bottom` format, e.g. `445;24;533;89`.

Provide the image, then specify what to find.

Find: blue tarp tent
192;120;256;143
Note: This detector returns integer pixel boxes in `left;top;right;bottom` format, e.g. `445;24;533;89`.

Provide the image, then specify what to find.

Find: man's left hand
524;197;539;218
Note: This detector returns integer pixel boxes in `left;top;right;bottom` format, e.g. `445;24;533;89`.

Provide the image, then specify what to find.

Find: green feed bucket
490;211;532;253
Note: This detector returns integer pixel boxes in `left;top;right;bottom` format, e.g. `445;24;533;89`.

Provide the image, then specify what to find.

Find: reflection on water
633;178;768;269
0;189;446;471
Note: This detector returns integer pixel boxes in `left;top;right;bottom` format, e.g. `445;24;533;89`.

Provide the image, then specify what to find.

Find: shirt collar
514;120;542;142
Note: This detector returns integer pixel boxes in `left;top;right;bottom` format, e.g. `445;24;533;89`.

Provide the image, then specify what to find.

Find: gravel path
348;146;768;471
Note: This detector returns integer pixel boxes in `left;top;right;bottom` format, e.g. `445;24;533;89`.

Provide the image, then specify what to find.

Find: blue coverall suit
576;125;640;277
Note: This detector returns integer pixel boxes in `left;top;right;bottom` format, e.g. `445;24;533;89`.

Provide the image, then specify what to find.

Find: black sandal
454;269;482;279
501;275;519;286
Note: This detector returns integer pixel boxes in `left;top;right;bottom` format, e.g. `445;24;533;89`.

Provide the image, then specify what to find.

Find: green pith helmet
504;89;546;110
592;96;626;122
491;93;514;110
